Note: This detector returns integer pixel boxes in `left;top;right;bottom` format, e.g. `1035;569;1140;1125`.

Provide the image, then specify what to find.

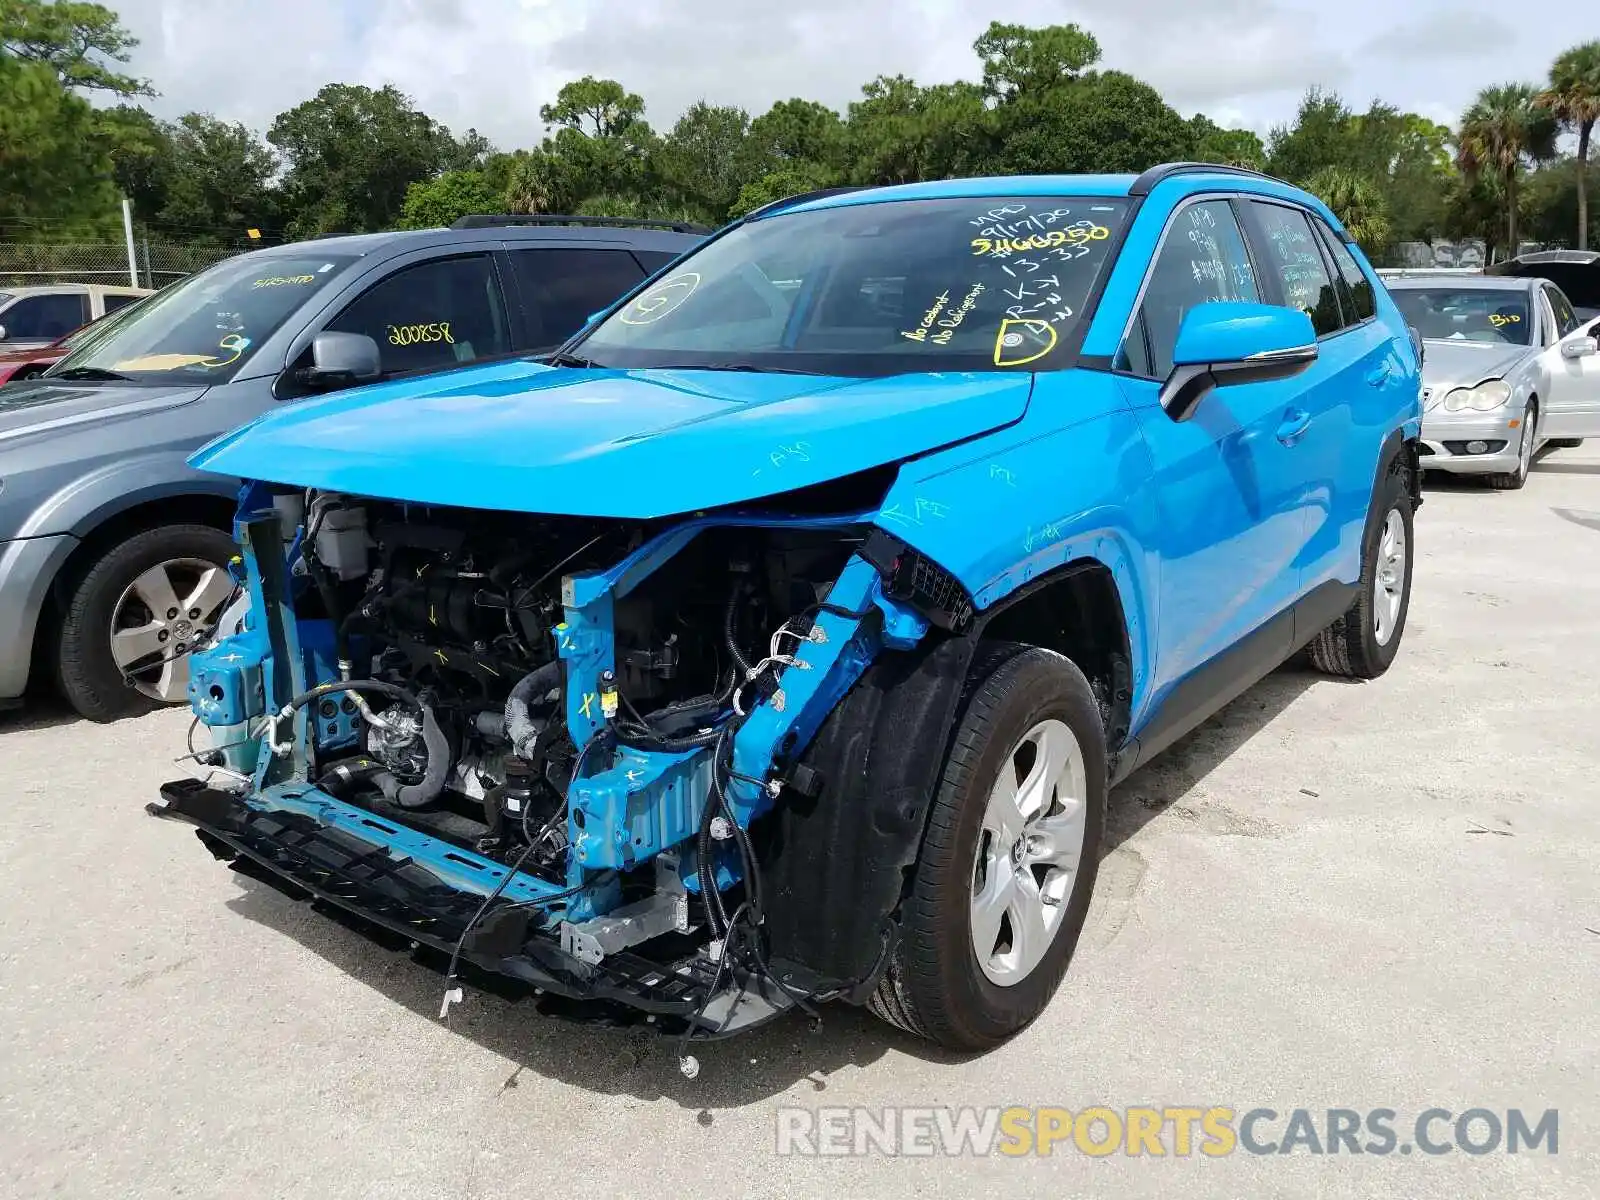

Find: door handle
1366;363;1392;387
1276;408;1312;445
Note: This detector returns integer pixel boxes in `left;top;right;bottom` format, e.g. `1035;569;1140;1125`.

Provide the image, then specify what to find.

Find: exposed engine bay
160;483;967;1049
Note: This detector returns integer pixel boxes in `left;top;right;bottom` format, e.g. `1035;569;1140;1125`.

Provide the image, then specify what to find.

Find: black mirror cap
1159;344;1317;423
303;331;381;390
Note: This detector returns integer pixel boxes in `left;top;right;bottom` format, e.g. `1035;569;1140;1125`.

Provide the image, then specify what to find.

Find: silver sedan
1388;275;1600;489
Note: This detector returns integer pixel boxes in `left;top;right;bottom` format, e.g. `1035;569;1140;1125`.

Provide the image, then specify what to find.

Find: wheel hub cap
970;717;1088;988
109;558;236;703
1373;509;1406;648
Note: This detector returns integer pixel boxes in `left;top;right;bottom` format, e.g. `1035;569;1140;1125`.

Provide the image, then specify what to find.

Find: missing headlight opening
155;483;942;1049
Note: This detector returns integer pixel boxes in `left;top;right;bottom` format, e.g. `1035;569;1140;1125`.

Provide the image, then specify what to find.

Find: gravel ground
3;448;1598;1199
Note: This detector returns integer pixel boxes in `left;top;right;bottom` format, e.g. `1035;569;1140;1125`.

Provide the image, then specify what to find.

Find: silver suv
0;216;705;720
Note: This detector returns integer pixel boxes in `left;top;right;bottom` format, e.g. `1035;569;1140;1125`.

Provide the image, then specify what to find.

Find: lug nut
158;630;169;642
166;608;179;619
188;608;201;619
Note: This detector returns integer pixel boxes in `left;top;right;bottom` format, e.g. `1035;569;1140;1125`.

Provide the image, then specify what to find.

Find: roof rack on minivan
449;214;713;234
1129;162;1281;196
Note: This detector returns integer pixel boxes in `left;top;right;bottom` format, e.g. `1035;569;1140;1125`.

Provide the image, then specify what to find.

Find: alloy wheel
109;558;235;702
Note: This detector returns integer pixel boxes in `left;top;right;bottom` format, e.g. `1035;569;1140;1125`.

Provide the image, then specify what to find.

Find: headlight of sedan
1442;379;1512;412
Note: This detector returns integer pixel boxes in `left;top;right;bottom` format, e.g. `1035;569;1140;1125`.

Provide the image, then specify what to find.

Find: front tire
869;643;1106;1051
1307;455;1414;679
57;525;238;722
1485;402;1536;490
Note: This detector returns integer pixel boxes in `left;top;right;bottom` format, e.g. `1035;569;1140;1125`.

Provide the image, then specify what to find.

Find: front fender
872;388;1158;723
18;452;238;541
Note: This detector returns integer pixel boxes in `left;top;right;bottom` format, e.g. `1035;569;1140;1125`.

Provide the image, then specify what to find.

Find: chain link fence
0;240;253;290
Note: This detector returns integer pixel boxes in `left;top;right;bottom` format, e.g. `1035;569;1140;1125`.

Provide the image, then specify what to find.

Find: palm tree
1306;166;1392;254
1537;41;1600;250
1457;84;1559;256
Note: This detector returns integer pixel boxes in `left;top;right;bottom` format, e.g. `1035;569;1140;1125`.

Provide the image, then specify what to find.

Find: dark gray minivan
0;216;705;719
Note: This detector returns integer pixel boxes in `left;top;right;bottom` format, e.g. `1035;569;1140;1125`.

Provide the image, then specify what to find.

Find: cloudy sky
113;0;1567;146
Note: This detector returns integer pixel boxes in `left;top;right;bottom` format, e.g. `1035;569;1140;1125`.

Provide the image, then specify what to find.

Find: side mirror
1161;302;1318;422
1562;335;1598;360
302;331;381;390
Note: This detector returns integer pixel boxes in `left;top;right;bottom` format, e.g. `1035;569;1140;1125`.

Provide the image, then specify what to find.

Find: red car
0;295;155;386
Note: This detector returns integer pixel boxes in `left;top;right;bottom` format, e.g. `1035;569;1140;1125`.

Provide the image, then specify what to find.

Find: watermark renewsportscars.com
775;1106;1560;1158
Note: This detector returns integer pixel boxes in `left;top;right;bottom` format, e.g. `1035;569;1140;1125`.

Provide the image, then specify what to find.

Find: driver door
1539;284;1600;439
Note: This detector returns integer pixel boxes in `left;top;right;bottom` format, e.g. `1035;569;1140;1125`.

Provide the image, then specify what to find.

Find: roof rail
1129;162;1282;196
742;186;875;221
448;213;712;234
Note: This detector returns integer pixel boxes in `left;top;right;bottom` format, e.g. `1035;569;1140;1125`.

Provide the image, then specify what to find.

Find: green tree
148;113;278;241
397;169;500;229
731;161;837;218
1306;166;1392;253
267;83;470;236
845;75;993;184
656;101;750;221
1537;41;1600;249
746;98;846;171
0;54;116;235
1187;115;1266;168
1266;89;1359;183
996;70;1191;175
1457;83;1559;254
974;20;1099;99
540;76;646;139
1;0;149;96
502;148;577;214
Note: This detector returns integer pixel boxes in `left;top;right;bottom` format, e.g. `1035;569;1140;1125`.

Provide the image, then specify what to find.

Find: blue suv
152;164;1422;1053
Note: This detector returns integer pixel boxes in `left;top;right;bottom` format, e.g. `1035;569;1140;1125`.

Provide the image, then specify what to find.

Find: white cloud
113;0;1582;146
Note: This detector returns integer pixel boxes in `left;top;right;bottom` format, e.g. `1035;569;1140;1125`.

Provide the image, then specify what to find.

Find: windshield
46;252;354;383
575;196;1129;375
1392;288;1533;346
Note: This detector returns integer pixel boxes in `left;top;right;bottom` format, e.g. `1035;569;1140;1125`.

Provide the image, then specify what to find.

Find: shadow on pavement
0;696;79;734
1106;664;1353;850
215;661;1356;1108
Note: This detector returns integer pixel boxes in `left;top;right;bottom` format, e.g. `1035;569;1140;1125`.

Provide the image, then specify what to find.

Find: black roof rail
448;213;712;234
1129;162;1283;196
742;186;875;221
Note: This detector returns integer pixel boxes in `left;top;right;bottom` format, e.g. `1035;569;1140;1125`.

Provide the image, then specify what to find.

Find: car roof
774;166;1349;239
1385;274;1534;292
248;222;704;262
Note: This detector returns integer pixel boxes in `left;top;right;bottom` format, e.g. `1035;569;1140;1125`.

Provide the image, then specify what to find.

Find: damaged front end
152;482;972;1040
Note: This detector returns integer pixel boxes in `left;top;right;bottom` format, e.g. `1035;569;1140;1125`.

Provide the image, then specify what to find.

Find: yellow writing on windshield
620;273;701;325
1489;312;1522;328
112;333;250;373
993;318;1057;367
973;225;1109;257
901;290;951;343
387;322;454;346
252;275;316;288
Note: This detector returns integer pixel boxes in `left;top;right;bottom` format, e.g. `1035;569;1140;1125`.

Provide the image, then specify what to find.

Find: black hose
372;702;450;809
723;583;753;679
282;678;421;714
504;661;562;759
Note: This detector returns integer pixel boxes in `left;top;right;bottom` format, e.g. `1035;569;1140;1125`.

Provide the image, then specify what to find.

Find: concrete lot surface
3;450;1598;1199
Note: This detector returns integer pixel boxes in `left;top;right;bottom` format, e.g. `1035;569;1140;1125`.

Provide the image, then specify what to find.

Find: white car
0;284;152;350
1388;275;1600;489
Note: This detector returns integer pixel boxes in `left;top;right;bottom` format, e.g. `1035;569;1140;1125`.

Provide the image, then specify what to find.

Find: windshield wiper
49;366;139;383
540;351;601;368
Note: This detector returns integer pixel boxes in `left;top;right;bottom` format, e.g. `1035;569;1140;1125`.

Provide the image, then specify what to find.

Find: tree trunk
1505;167;1519;258
1579;122;1592;253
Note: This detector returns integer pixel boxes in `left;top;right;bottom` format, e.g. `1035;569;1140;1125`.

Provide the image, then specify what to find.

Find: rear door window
1316;221;1376;323
1;293;89;340
507;248;648;349
324;254;511;376
1245;203;1343;336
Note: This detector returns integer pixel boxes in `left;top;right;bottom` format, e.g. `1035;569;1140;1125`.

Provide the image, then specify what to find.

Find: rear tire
1307;454;1415;680
869;643;1106;1051
57;525;238;722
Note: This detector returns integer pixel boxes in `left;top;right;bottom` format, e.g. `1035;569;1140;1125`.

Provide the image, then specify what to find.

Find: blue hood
190;360;1033;518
